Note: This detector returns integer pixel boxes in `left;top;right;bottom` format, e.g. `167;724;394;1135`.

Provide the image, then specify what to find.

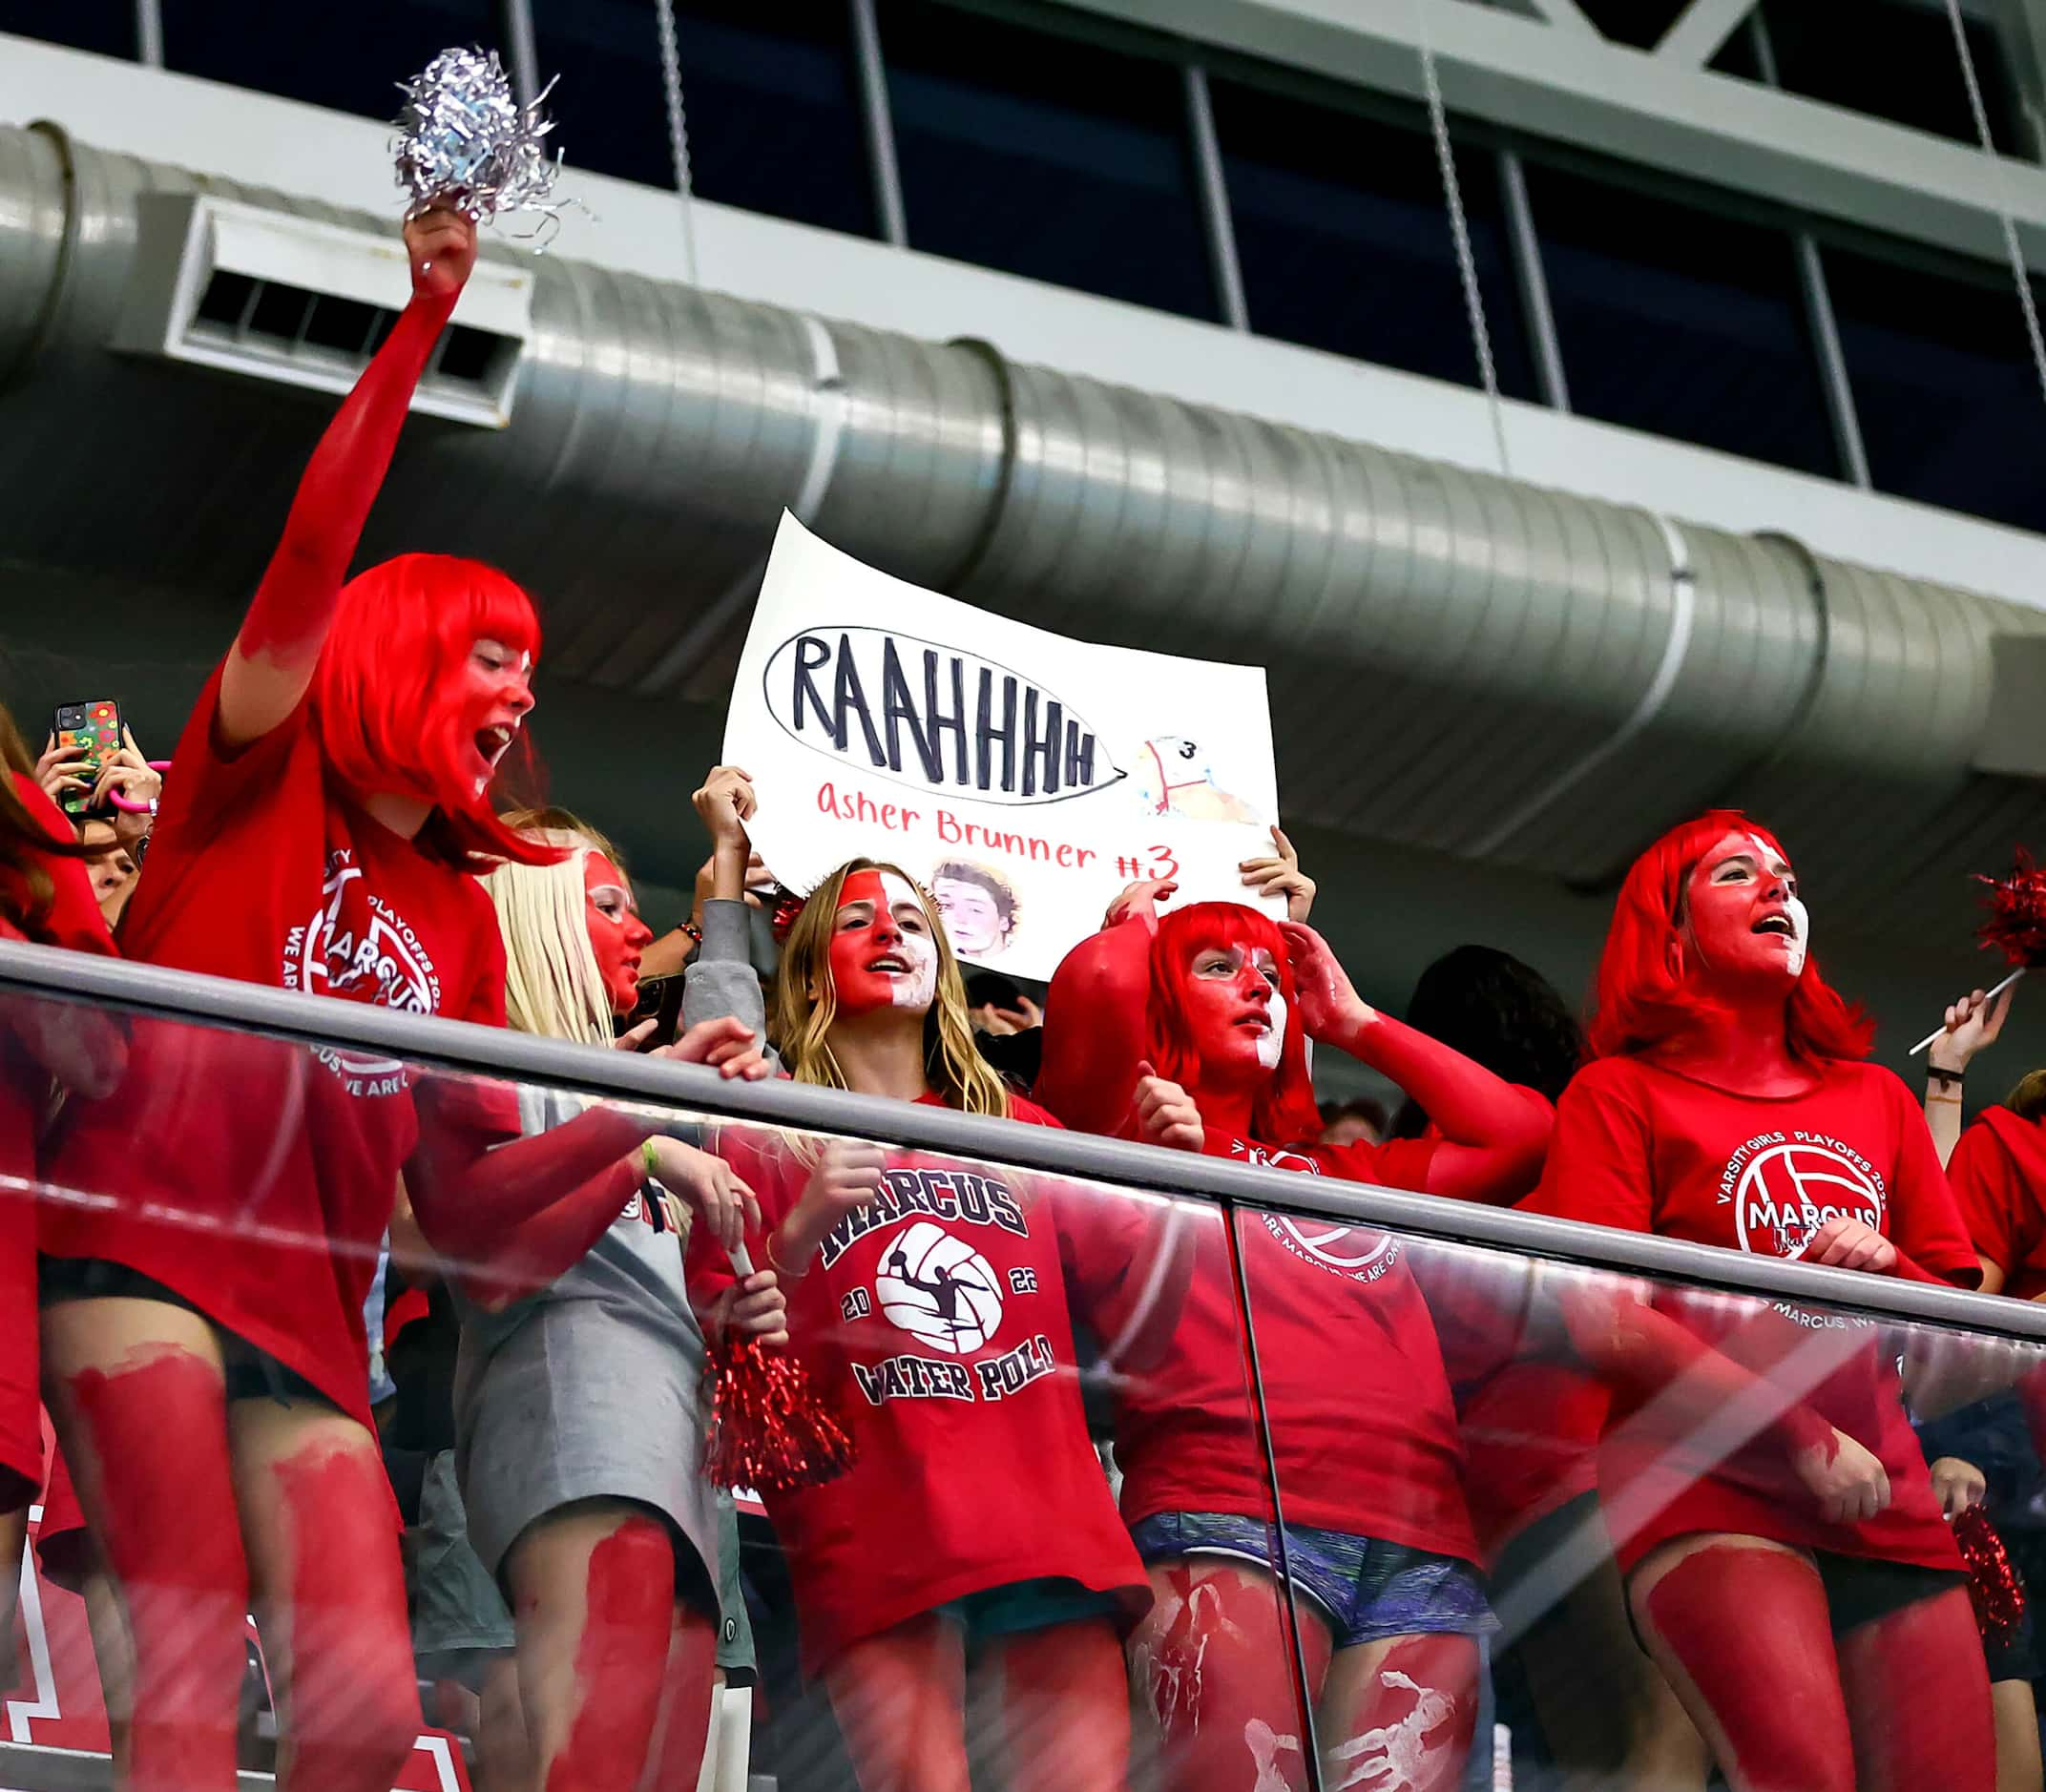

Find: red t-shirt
1064;1127;1479;1562
700;1094;1146;1673
1524;1055;1979;1574
43;666;507;1427
2;775;117;1490
1418;1238;1607;1566
1950;1108;2046;1300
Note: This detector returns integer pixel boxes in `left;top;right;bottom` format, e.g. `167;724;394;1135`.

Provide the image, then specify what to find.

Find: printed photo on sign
726;513;1283;980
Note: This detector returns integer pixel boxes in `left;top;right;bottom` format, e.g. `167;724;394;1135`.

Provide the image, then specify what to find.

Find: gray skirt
455;1299;720;1618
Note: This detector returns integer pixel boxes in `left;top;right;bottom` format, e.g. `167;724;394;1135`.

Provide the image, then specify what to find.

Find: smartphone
52;698;122;819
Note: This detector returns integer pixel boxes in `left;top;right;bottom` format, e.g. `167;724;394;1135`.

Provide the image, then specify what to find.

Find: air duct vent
114;193;532;427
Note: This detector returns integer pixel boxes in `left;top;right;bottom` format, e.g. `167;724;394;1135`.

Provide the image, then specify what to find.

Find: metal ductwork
1;120;2040;942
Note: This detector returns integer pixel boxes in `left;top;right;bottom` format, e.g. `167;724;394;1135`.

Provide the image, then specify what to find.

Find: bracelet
640;1138;660;1178
679;921;703;945
1927;1067;1967;1091
764;1229;798;1280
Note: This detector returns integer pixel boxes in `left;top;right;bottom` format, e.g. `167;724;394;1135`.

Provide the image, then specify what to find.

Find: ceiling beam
1061;0;2046;269
1655;0;1759;67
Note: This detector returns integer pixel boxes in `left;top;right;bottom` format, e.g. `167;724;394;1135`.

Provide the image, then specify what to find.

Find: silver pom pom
392;47;567;239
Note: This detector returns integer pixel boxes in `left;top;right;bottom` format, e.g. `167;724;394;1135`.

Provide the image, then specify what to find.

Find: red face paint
542;1517;676;1792
1175;938;1281;1082
1684;828;1806;991
583;853;652;1015
827;869;938;1016
268;1444;420;1790
61;1348;248;1788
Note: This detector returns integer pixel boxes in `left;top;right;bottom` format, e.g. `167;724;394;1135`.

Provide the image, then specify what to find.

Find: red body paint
543;1517;676;1792
267;1446;420;1792
1323;1633;1477;1792
1642;1545;1858;1792
1834;1583;1994;1792
60;1349;247;1789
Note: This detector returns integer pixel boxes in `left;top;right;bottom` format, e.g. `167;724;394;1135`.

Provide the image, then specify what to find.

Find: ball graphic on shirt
1263;1213;1397;1282
1733;1143;1886;1261
873;1222;1003;1354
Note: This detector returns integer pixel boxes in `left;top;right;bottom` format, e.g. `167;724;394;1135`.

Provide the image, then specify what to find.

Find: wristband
1927;1067;1966;1091
640;1138;659;1178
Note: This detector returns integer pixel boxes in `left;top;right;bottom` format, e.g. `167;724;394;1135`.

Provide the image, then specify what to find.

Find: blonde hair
773;858;1012;1118
487;806;628;1047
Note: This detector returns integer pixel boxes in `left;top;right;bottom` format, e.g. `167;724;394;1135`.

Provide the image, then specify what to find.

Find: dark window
161;0;492;121
1824;240;2046;532
1573;0;1689;52
1736;0;2025;156
1522;159;1837;476
879;0;1219;322
0;0;136;60
1212;76;1536;400
532;0;875;236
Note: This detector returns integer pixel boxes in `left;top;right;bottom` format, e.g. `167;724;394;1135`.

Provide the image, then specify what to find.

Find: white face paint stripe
1257;990;1287;1071
1784;895;1809;977
873;871;939;1009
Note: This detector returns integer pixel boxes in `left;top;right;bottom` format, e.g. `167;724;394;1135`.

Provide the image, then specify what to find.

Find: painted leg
505;1501;676;1792
79;1562;138;1776
992;1615;1132;1792
0;1503;23;1693
1991;1678;2043;1792
42;1298;247;1789
637;1596;718;1792
1506;1551;1708;1790
229;1396;421;1792
1835;1584;1997;1792
824;1612;971;1792
472;1651;536;1792
1125;1558;1331;1792
1316;1633;1478;1792
1631;1533;1855;1792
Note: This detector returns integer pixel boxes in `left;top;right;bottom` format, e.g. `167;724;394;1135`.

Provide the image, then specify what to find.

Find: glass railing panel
0;976;1303;1791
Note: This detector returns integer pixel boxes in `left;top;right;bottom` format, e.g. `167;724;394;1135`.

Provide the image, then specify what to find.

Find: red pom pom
1975;848;2046;969
770;891;807;946
1953;1505;2028;1648
702;1334;854;1496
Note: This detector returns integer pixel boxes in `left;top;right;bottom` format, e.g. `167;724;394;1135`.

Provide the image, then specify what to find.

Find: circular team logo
1262;1212;1399;1283
1732;1142;1886;1261
283;857;441;1089
874;1221;1003;1353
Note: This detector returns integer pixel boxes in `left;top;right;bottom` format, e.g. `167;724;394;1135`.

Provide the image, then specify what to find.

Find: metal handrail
6;936;2042;1344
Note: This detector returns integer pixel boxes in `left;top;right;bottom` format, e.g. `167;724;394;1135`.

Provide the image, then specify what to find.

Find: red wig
312;552;556;869
1147;901;1325;1148
1587;809;1873;1065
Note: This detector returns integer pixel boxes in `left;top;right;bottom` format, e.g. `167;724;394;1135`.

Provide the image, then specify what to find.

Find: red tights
825;1609;1132;1791
1128;1560;1477;1792
1638;1537;1995;1792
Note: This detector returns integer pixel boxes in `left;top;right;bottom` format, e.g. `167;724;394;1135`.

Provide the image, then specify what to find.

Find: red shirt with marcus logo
699;1096;1147;1673
43;665;507;1428
1523;1055;1978;1573
1063;1128;1480;1564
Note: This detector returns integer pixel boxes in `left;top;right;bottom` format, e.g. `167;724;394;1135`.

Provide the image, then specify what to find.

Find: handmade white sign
723;513;1283;980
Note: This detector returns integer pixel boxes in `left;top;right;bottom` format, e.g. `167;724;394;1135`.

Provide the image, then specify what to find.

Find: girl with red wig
32;206;769;1792
1523;810;1993;1792
1037;883;1551;1792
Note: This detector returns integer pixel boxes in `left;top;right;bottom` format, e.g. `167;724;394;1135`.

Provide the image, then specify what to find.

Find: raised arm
217;205;475;749
1280;921;1551;1201
1920;984;2014;1169
1035;885;1173;1137
406;1018;768;1302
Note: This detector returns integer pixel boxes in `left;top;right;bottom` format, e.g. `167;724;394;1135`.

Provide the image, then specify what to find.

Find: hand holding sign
725;514;1282;980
